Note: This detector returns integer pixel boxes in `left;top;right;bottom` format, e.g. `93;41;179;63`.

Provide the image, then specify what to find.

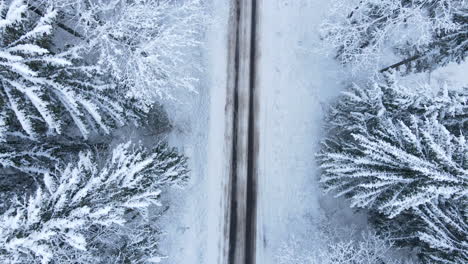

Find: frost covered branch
43;0;207;105
0;142;188;263
277;226;407;264
320;0;467;73
0;0;140;139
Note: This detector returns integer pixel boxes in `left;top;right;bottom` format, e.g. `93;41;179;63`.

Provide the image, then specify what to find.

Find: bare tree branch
28;4;84;40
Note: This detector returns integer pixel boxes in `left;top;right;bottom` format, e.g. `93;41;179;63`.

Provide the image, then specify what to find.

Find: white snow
255;1;344;262
158;1;230;263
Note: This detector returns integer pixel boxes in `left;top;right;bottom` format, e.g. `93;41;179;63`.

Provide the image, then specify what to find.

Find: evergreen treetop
318;79;467;263
0;142;188;263
0;0;141;140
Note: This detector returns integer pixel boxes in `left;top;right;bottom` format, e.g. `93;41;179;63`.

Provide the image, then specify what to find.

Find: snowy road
222;0;259;264
222;1;343;263
161;1;343;264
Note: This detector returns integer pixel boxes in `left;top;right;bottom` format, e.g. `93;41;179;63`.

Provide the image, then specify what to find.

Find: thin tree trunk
379;54;422;73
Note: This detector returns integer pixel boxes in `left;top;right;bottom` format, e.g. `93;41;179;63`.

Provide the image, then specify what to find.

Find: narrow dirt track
223;1;259;264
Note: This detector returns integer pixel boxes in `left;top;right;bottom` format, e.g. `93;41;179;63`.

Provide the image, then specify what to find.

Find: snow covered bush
0;142;188;263
318;79;467;263
0;0;141;139
277;225;409;264
41;0;206;106
320;0;468;73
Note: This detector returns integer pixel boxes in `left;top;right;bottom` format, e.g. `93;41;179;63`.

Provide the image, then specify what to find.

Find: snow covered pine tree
0;0;143;209
0;142;188;263
320;0;468;73
318;80;468;263
0;0;139;140
0;1;192;263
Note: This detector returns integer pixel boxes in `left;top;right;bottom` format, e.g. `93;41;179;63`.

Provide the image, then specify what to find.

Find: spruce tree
398;5;468;73
0;0;148;194
320;115;467;217
318;79;468;263
0;2;190;263
0;142;188;263
415;201;467;263
0;0;139;140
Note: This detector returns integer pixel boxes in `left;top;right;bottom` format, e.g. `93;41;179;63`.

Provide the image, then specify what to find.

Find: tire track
223;1;259;264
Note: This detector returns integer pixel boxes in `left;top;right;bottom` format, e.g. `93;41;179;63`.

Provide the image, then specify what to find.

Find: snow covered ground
158;1;230;263
255;0;344;262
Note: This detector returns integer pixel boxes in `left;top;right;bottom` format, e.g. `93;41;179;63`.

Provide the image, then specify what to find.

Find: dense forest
0;0;466;263
318;0;467;263
0;0;203;263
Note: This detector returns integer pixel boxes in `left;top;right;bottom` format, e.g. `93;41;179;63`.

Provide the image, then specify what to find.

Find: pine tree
0;142;188;263
39;0;206;105
320;0;468;73
320;115;467;218
324;80;467;140
0;2;191;263
0;0;139;139
415;201;467;263
318;79;468;263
